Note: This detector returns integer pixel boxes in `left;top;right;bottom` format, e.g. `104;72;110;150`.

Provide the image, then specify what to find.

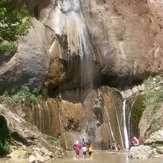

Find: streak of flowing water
114;103;124;147
39;110;42;132
105;107;117;151
45;101;51;135
122;99;129;150
128;98;136;140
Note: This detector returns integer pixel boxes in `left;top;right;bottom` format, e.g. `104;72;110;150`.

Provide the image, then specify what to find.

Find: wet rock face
46;0;163;89
82;0;163;87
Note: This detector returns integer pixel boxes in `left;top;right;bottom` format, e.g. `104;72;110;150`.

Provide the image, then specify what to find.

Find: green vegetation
143;89;163;137
144;75;162;90
143;90;163;107
0;137;9;156
0;115;10;156
0;0;31;54
130;95;145;137
150;142;162;149
0;86;39;105
45;135;59;146
0;42;16;54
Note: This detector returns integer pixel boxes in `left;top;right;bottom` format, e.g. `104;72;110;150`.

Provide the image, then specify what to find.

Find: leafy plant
45;135;59;146
0;136;9;156
130;95;145;137
0;42;16;55
3;86;39;105
143;90;163;107
0;0;31;54
150;143;161;149
0;115;10;156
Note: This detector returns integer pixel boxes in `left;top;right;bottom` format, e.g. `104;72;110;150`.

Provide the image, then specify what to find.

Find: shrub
0;115;10;156
0;0;31;54
3;86;39;105
45;135;59;146
0;136;9;156
143;90;163;107
0;42;16;55
0;115;10;138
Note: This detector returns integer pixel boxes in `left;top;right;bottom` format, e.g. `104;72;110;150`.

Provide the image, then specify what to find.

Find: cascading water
50;0;97;148
122;99;129;150
105;106;118;151
128;98;136;141
114;103;124;148
45;101;52;135
51;0;95;88
45;0;128;150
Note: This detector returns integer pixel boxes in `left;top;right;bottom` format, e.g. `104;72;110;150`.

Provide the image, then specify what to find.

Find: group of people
108;141;124;151
108;136;140;151
73;139;93;159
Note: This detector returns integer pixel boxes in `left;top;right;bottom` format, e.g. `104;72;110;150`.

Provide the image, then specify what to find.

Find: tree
0;0;30;54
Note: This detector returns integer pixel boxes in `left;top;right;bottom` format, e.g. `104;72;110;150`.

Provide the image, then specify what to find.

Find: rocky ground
0;104;66;163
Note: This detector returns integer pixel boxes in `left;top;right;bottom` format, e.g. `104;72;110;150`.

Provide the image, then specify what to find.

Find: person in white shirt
81;144;87;159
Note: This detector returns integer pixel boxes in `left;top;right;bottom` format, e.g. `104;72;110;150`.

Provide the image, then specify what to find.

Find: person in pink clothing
73;140;82;158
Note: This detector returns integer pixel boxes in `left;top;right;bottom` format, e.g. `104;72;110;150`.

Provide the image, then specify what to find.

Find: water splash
122;99;129;150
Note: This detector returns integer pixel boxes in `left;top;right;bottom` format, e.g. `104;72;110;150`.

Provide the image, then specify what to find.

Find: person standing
82;138;85;147
73;140;82;159
117;143;121;151
81;144;87;159
88;143;93;159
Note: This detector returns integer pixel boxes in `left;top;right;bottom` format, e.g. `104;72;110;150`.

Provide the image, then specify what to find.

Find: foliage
0;0;31;54
150;143;162;149
0;115;10;156
0;0;30;41
0;136;9;156
45;135;59;146
143;90;163;107
0;42;16;54
130;95;145;137
0;115;10;138
2;86;39;105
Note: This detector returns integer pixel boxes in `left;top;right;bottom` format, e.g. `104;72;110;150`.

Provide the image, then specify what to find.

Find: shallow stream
47;150;163;163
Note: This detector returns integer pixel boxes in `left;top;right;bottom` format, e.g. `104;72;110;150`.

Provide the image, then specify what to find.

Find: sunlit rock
145;129;163;144
156;146;163;154
129;145;153;159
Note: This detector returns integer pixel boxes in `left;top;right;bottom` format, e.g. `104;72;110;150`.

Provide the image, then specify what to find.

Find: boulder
128;145;153;159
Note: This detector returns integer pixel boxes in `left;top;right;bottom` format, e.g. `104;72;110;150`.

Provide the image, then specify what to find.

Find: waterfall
114;103;124;148
122;99;129;150
51;0;95;88
45;101;52;135
105;106;117;151
128;98;136;140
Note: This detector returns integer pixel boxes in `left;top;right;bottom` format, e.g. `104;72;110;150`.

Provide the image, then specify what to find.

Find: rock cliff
1;0;163;92
1;0;163;160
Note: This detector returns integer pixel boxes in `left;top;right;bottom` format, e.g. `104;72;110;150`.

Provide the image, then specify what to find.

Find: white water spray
122;99;129;150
